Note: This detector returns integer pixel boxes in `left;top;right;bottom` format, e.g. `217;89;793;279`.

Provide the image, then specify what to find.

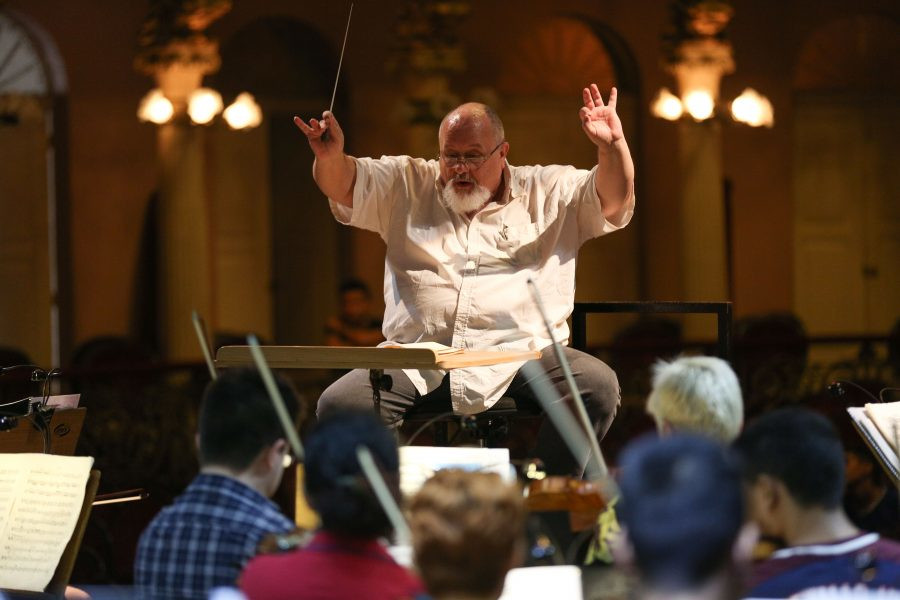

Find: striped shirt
746;532;900;599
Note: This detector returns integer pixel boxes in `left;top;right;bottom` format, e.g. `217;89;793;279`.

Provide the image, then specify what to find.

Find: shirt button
465;260;476;270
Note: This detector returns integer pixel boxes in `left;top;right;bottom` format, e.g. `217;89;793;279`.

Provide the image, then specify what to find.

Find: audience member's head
304;410;399;539
733;407;847;540
198;368;300;497
410;469;526;600
338;278;373;321
616;434;756;599
646;355;744;442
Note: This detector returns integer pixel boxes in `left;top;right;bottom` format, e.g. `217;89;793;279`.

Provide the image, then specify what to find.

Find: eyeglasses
439;140;504;169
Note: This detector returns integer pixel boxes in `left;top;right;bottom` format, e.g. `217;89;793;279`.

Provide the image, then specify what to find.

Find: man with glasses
135;369;298;599
294;84;635;475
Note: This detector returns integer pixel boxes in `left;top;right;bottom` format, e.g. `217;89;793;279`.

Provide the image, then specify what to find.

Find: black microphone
828;380;881;404
0;363;42;376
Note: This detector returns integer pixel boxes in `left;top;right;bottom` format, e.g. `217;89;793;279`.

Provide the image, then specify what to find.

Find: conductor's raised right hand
293;111;344;158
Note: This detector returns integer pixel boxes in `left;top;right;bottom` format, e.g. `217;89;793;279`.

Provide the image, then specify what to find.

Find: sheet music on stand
0;453;95;592
847;406;900;487
398;446;514;499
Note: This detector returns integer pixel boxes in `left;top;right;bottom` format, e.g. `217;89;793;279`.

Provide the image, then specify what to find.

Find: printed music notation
0;453;93;592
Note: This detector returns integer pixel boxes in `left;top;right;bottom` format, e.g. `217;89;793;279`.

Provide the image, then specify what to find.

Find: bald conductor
294;85;635;475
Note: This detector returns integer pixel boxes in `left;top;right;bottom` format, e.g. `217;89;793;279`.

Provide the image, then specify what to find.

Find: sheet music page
499;566;583;600
399;446;512;498
848;407;900;481
0;453;93;592
864;401;900;453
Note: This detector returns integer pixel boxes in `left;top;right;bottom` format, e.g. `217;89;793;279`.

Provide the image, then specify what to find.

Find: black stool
403;396;543;448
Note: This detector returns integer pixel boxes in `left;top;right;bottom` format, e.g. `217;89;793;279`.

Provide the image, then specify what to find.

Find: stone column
135;1;228;359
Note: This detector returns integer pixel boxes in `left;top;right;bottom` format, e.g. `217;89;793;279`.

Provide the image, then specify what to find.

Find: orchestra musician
134;369;298;599
240;410;424;600
409;469;526;600
294;84;636;476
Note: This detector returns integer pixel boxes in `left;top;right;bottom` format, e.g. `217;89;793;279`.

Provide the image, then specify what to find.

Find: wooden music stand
0;407;86;456
215;345;541;415
215;345;542;371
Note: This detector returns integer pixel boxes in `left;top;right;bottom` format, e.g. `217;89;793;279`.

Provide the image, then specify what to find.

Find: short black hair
304;410;399;538
338;278;371;297
618;434;744;590
733;407;845;509
198;368;300;471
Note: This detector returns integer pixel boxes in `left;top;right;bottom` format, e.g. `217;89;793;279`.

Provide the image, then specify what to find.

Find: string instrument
524;471;610;533
522;282;621;535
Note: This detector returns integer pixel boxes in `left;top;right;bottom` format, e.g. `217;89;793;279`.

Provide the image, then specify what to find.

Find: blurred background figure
324;279;384;347
409;469;527;600
646;355;744;443
614;434;757;600
240;410;424;600
843;444;900;540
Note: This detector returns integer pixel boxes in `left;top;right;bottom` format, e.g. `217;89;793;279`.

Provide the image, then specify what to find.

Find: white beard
440;178;492;215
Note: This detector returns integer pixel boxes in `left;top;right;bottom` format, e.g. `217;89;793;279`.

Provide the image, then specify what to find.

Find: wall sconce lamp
651;85;773;127
138;87;261;129
652;1;773;127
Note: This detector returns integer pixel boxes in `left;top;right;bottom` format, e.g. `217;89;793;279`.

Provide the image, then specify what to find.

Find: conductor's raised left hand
580;85;624;147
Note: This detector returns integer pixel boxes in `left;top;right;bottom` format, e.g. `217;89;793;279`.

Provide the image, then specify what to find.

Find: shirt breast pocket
496;223;543;267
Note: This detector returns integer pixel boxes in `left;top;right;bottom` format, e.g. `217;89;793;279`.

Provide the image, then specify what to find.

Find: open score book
847;401;900;486
0;453;94;592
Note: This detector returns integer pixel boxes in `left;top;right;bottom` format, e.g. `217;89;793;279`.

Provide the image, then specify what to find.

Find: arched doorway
0;8;69;367
498;16;643;346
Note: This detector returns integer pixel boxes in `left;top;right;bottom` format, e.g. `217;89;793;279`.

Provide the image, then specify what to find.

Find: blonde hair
646;356;744;442
410;469;525;599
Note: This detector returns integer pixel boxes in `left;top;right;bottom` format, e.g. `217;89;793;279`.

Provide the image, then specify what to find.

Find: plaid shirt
135;473;294;600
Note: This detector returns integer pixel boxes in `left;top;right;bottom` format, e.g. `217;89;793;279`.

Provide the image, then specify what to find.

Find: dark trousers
317;346;620;476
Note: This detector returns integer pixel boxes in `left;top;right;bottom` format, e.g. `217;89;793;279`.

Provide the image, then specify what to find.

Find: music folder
847;405;900;487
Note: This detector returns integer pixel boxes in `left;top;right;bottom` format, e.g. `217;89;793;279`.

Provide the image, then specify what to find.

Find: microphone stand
0;364;59;452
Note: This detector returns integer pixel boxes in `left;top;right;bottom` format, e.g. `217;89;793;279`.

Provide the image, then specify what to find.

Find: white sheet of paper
0;453;93;592
44;395;81;409
399;446;512;498
499;566;583;600
849;406;900;478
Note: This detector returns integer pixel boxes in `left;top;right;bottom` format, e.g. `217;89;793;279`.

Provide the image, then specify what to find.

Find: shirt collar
191;472;274;507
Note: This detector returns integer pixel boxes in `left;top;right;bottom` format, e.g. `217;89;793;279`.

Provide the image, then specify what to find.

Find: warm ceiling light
223;92;262;130
651;88;684;121
187;88;224;125
731;88;774;128
683;90;715;121
137;89;174;124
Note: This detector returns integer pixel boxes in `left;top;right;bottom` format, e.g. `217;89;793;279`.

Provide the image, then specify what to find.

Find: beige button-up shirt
329;155;634;413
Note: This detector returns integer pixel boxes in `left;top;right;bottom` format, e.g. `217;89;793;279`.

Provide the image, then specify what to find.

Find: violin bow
247;335;318;528
191;310;218;380
356;445;411;544
247;335;303;459
525;279;612;484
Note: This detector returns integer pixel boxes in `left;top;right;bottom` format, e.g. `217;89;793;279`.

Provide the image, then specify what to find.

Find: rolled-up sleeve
328;155;414;240
573;165;635;243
